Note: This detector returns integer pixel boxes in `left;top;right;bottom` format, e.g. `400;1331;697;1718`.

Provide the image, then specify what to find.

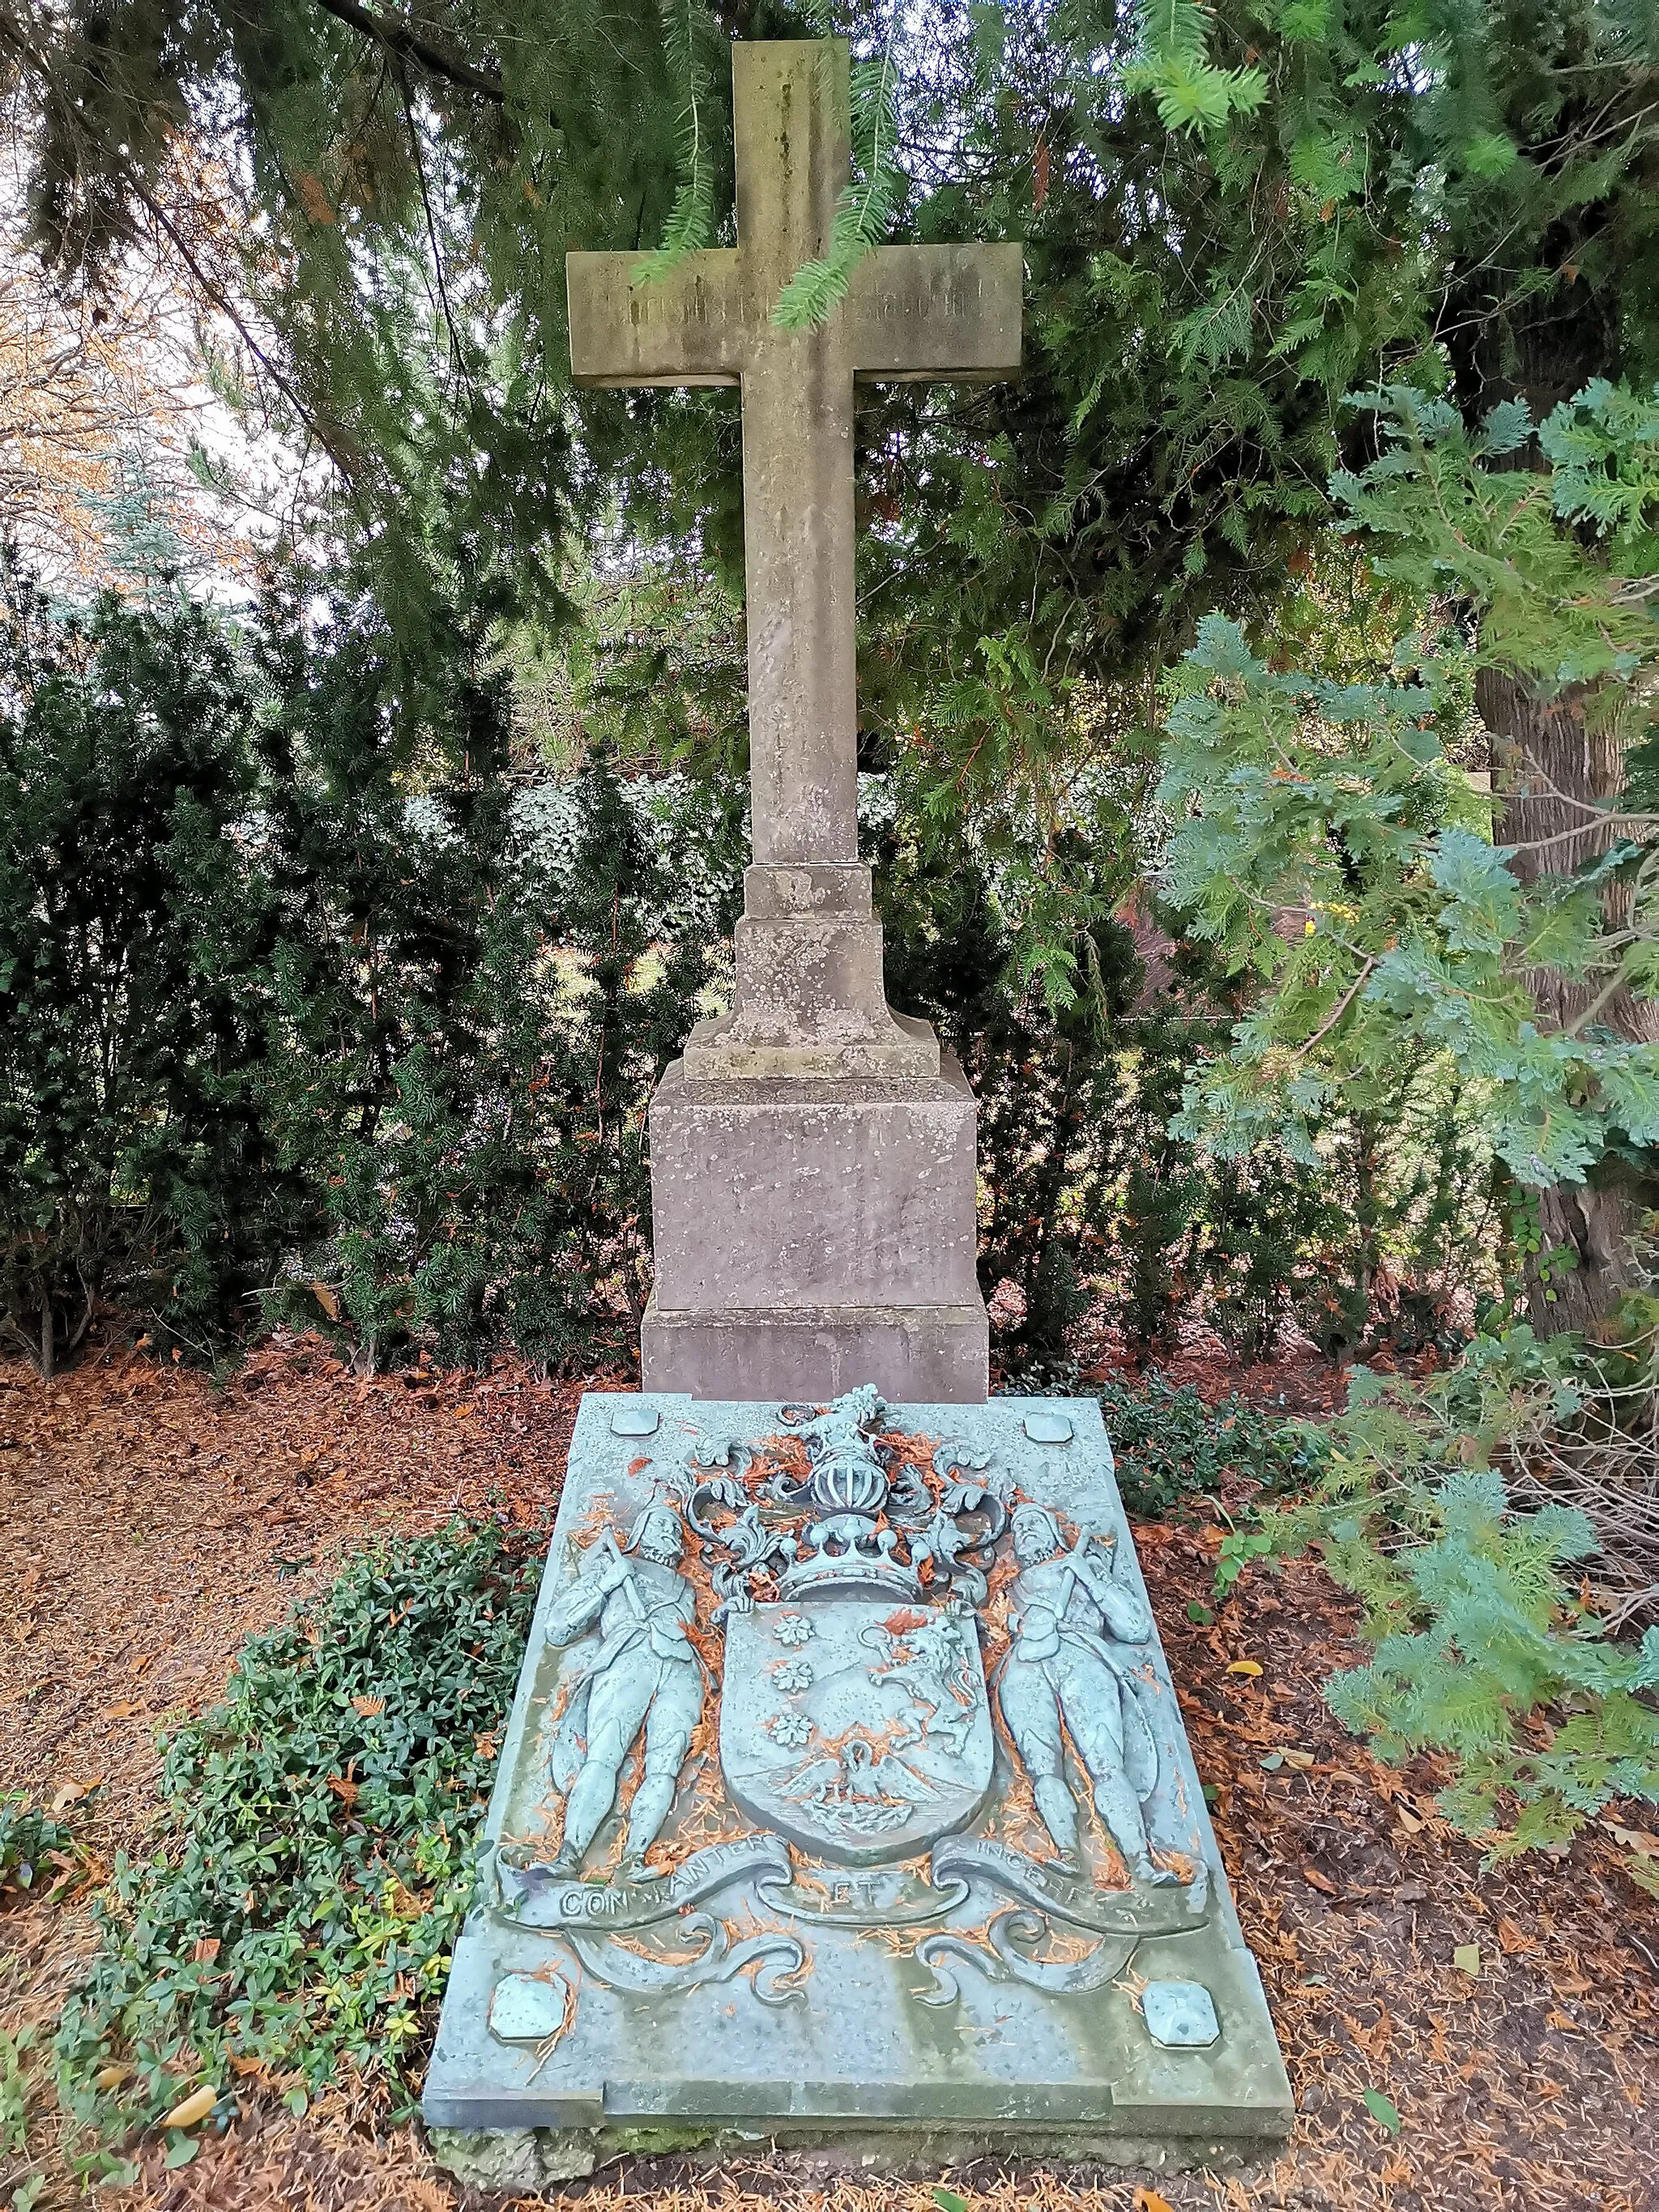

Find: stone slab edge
429;2120;1280;2194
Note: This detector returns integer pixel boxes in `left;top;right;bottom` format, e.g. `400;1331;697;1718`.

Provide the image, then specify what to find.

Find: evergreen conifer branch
1252;1348;1659;1869
1121;0;1268;134
1157;387;1659;1190
306;0;505;104
772;21;902;331
637;0;718;283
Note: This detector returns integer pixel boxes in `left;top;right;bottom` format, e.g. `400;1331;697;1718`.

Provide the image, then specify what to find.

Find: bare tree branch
307;0;505;104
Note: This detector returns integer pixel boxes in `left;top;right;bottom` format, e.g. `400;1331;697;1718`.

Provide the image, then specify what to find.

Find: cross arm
566;251;747;388
847;244;1023;382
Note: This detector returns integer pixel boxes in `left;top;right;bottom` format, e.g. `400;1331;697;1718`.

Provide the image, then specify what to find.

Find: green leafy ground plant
1098;1371;1330;1519
54;1518;544;2170
0;1797;75;1903
1256;1337;1659;1878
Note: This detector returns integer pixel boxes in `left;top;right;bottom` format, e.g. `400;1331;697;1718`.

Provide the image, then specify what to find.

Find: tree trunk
1478;668;1658;1336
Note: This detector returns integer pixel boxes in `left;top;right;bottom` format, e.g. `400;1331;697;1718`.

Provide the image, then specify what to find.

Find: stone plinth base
430;2121;1276;2192
644;1046;988;1402
642;1298;987;1404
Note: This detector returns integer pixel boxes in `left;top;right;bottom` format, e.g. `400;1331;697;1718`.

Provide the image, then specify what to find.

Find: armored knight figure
544;1506;704;1878
997;1503;1179;1886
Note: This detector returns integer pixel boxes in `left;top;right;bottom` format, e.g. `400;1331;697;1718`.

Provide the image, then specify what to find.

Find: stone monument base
643;1050;989;1403
423;1392;1291;2171
429;2119;1277;2194
641;1300;989;1406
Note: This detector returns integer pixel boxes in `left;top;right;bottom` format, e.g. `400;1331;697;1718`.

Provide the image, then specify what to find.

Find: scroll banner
929;1837;1211;1935
491;1834;791;1933
565;1912;808;2007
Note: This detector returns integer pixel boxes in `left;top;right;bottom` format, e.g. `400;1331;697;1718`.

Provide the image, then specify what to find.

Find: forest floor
2;1330;1655;2212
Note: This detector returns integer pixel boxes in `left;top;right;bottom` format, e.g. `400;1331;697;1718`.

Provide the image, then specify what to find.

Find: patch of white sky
0;94;339;603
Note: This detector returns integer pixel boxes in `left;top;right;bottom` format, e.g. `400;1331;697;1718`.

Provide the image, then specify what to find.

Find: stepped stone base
641;1298;987;1404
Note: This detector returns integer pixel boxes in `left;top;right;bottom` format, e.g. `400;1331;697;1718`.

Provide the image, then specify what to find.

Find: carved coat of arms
693;1385;1004;1865
720;1597;994;1863
488;1384;1212;2027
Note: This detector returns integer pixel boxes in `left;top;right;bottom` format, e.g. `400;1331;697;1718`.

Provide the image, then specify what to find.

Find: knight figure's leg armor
1056;1656;1175;1885
555;1657;656;1869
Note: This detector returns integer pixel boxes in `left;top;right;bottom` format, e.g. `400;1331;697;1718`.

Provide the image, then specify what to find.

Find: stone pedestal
680;867;939;1080
642;1039;989;1404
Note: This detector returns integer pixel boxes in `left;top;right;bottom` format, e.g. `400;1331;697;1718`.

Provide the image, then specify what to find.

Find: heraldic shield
719;1596;996;1866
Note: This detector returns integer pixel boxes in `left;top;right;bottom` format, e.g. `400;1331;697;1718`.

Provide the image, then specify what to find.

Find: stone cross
568;39;1021;1079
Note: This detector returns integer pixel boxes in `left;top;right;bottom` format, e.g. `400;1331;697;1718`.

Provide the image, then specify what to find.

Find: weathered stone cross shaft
568;39;1021;1079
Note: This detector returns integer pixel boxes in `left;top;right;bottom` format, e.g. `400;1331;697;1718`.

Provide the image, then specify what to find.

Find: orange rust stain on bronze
1005;1911;1100;1967
863;1920;932;1958
608;1929;711;1967
715;1905;816;1990
749;1434;810;1489
883;1605;931;1635
879;1912;1003;1965
569;1489;617;1545
982;1746;1051;1864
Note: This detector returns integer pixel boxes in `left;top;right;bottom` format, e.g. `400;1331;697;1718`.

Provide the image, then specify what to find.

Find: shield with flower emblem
719;1598;994;1866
